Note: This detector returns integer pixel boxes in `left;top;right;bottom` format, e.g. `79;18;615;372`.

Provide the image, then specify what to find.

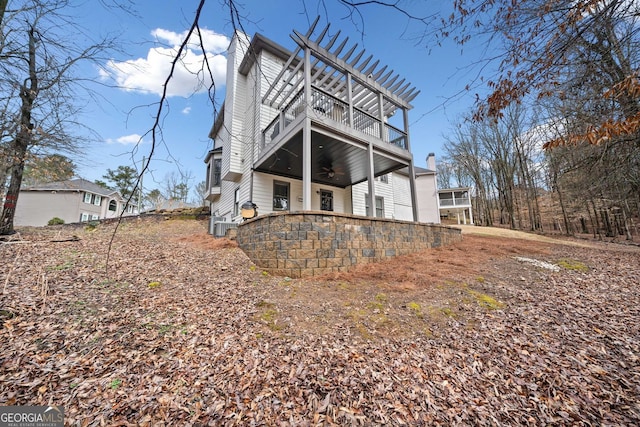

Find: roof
394;166;435;177
204;147;223;163
238;33;293;76
438;187;472;192
414;166;435;175
210;33;292;139
22;178;120;198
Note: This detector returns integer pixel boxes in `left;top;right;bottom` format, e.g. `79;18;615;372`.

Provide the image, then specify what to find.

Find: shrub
48;217;65;226
84;220;99;230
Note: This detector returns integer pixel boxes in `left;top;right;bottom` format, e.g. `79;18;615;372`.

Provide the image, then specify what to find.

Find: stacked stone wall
236;211;462;278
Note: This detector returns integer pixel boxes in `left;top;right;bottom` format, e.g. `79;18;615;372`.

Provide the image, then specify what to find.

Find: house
14;178;137;226
204;20;440;225
438;187;474;225
415;153;440;223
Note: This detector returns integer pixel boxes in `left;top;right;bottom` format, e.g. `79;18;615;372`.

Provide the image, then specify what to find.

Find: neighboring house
204;21;439;224
415;153;440;224
14;178;137;226
438;187;474;225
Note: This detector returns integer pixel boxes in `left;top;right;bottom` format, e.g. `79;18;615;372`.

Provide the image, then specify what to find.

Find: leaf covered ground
1;216;639;425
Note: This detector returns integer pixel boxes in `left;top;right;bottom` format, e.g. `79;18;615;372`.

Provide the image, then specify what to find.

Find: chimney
426;152;436;171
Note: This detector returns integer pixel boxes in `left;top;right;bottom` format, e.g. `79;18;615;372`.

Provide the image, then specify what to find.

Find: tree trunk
555;176;571;235
0;26;38;235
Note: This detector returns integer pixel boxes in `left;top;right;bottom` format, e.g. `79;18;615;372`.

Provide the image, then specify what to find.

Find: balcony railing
439;197;471;207
262;86;407;153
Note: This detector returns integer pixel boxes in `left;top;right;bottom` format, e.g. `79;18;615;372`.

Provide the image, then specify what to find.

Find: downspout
404;107;419;222
250;63;258;203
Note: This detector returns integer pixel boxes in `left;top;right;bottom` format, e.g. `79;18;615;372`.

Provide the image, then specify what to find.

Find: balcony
439;197;471;208
263;87;408;155
251;18;419;197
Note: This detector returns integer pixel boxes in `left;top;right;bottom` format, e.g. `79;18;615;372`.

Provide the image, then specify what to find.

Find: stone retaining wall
235;211;462;278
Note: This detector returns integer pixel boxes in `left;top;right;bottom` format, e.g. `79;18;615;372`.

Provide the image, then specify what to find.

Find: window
80;212;89;222
93;195;102;206
83;192;92;204
375;197;385;217
127;204;134;213
91;214;100;220
234;188;240;216
213;158;222;186
378;174;388;183
108;200;117;211
365;195;385;218
320;190;333;211
273;181;290;211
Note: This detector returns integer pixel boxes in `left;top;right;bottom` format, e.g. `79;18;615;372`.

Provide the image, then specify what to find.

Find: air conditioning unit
213;221;237;238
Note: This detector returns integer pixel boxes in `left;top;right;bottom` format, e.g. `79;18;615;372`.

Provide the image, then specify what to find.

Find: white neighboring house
204;22;440;224
14;178;137;226
438;187;474;225
415;153;440;223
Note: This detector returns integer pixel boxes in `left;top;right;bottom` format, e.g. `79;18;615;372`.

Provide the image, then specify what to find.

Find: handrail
261;86;408;153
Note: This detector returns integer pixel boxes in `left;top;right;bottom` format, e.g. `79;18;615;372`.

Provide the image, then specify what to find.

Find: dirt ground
1;217;639;425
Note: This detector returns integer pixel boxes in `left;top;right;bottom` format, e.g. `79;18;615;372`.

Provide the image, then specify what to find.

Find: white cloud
151;28;229;54
101;28;229;97
106;134;144;145
182;106;192;115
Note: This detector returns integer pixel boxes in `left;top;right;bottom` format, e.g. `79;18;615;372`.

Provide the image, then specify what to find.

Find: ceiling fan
318;164;345;179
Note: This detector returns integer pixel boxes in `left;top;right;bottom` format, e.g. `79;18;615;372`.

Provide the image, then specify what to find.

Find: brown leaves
1;218;640;424
544;111;640;148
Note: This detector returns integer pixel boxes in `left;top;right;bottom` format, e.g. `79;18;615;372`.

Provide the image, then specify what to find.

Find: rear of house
204;22;440;226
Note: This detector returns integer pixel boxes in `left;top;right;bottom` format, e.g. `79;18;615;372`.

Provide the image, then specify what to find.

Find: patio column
366;142;375;216
302;45;312;211
347;73;353;127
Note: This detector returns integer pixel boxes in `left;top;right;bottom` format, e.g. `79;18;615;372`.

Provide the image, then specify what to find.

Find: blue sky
73;0;490;199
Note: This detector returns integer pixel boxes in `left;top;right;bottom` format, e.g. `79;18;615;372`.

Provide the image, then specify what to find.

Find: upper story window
108;200;117;212
378;174;388;184
213;158;222;186
83;192;102;206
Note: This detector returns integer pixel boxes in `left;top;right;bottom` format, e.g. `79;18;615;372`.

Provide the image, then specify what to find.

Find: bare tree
0;0;117;234
194;180;207;206
164;170;193;203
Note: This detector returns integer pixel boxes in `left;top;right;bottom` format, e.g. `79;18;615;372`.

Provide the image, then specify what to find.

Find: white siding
352;175;398;218
391;173;414;221
252;172;348;215
221;32;250;181
416;173;440;223
258;52;285;135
